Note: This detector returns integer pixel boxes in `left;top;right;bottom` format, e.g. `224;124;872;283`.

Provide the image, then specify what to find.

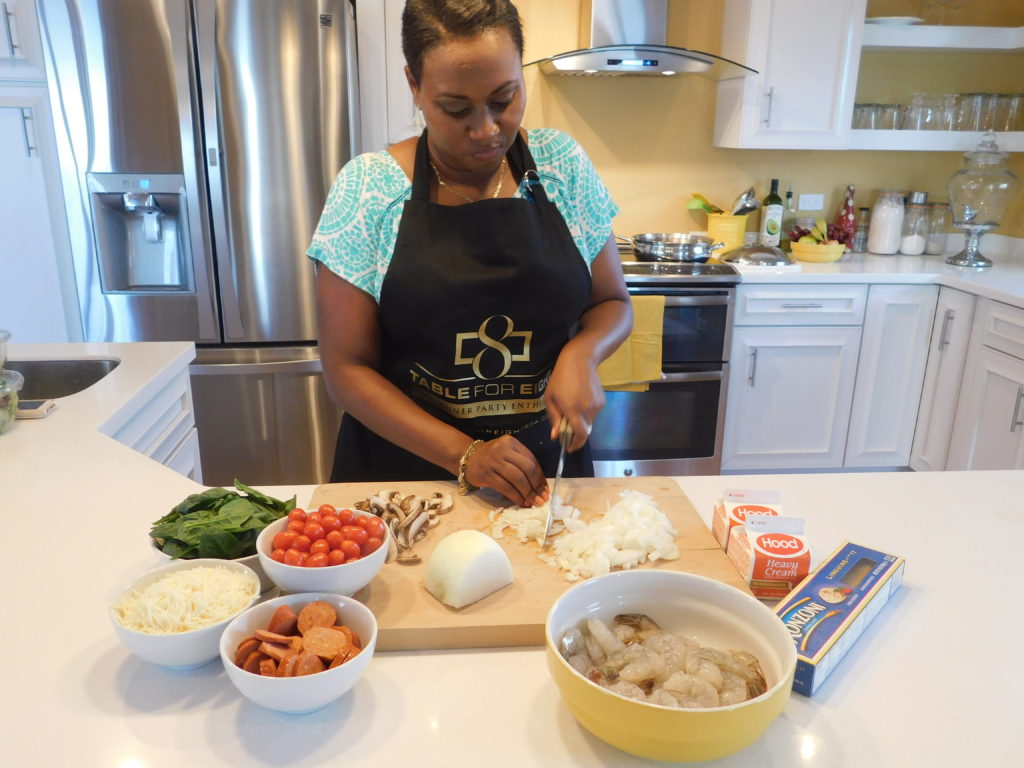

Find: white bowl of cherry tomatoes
255;504;389;596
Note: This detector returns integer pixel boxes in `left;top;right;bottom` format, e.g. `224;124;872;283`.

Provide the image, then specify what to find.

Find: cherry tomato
364;516;387;539
347;555;362;562
327;549;346;566
306;552;329;568
339;540;361;559
318;503;337;516
298;551;309;566
303;522;325;541
364;536;383;555
355;515;375;531
342;525;369;547
310;538;330;556
288;508;307;523
270;548;287;563
326;530;345;550
284;548;303;566
287;519;306;534
321;515;342;533
337;508;354;525
273;530;298;550
292;534;312;553
307;512;321;525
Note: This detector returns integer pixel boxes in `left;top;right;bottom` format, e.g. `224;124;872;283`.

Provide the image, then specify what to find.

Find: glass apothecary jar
925;203;951;256
947;133;1021;268
900;201;929;256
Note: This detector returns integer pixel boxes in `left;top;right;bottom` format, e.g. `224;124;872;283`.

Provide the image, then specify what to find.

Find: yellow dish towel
598;294;665;392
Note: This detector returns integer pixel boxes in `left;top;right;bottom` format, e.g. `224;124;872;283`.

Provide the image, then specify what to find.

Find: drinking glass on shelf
936;95;958;131
994;94;1022;132
957;93;985;131
853;103;879;130
877;104;901;130
903;93;933;131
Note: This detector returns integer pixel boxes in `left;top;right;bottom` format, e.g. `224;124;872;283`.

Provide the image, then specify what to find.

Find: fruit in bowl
788;217;847;262
256;505;389;595
545;569;796;762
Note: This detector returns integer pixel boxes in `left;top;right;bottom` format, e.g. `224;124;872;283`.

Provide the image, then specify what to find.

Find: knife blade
542;419;572;547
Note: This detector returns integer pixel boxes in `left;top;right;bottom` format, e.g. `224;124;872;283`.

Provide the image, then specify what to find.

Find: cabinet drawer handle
19;107;36;157
748;347;758;386
1012;387;1024;433
938;308;955;350
762;86;774;127
2;3;18;58
780;302;824;309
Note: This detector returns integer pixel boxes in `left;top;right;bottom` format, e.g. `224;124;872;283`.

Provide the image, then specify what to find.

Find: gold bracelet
457;439;484;495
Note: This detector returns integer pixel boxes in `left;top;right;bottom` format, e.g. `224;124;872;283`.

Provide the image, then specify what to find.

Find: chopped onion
490;494;580;545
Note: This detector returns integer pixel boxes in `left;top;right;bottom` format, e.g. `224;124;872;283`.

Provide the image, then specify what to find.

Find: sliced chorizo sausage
302;626;350;662
293;650;325;676
297;601;337;635
266;604;299;636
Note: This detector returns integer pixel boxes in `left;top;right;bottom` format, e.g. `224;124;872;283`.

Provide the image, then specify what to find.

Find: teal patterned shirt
307;128;618;302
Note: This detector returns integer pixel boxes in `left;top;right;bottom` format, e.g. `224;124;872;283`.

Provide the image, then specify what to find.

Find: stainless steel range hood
528;0;755;80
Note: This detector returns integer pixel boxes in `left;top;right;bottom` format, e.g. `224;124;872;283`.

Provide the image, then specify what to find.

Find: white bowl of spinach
150;480;296;592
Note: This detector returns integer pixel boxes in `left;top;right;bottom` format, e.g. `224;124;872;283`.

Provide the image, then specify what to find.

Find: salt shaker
867;189;906;255
925;202;951;255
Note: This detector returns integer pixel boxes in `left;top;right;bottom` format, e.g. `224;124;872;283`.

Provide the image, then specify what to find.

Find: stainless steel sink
4;358;120;399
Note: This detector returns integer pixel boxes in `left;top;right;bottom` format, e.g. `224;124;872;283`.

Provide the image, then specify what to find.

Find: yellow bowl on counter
790;241;846;263
545;569;796;763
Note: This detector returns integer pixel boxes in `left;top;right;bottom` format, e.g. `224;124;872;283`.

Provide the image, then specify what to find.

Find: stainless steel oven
590;262;739;477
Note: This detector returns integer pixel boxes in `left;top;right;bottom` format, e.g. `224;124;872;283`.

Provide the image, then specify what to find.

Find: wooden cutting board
308;476;747;651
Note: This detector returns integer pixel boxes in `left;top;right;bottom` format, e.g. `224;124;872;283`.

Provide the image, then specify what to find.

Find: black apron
330;131;594;483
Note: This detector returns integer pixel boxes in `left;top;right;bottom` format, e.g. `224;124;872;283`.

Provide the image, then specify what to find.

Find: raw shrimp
558;614;768;709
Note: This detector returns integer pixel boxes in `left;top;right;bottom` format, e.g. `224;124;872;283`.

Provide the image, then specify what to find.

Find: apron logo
455;315;532;379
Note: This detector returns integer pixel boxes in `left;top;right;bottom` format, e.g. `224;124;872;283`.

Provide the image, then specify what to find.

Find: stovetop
620;260;741;285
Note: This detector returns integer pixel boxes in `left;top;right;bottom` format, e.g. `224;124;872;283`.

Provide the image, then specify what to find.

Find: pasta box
774;541;905;696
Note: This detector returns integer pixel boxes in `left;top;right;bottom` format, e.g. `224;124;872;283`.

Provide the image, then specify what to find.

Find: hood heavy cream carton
712;489;783;549
726;515;811;601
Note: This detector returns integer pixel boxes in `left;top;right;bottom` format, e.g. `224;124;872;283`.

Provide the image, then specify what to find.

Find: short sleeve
306;152;410;300
526;128;619;265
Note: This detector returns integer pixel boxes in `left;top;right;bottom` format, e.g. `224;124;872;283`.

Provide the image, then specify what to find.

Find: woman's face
407;28;525;175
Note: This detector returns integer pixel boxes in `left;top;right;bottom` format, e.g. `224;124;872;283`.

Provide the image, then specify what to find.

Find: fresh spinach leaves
150;479;296;560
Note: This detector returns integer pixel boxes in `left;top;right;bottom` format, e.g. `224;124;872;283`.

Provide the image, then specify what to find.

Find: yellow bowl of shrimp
545;569;796;762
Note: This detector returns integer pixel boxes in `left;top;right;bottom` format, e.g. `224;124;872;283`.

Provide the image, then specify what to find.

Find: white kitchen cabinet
0;0;46;81
354;0;418;153
723;325;863;470
845;285;938;467
102;367;202;480
910;287;975;471
0;85;78;342
714;0;867;149
947;299;1024;470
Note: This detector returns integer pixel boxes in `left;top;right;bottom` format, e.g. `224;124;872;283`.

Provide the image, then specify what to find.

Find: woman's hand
464;436;549;508
545;234;633;453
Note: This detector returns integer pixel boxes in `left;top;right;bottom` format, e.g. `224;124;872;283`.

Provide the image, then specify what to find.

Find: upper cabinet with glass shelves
850;21;1024;151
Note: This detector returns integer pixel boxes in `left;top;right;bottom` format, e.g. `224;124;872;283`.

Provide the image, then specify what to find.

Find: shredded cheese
112;566;258;634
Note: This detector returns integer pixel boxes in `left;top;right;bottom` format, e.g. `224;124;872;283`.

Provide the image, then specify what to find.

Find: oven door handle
658;370;724;384
661;295;732;307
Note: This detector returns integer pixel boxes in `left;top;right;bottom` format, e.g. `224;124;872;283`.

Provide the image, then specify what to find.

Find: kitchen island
2;341;1021;767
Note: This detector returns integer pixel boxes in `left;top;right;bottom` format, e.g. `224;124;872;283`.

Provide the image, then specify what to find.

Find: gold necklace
429;156;507;203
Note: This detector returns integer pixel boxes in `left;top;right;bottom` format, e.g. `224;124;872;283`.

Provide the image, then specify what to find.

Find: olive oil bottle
759;178;784;246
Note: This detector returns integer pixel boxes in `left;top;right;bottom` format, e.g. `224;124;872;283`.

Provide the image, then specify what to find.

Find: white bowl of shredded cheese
110;558;261;669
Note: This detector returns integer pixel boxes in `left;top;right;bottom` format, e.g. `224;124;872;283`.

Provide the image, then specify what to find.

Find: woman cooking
308;0;631;508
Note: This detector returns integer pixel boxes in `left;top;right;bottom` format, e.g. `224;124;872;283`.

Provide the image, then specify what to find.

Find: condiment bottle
925;202;951;255
899;192;929;255
852;207;870;252
759;178;784;246
867;189;906;254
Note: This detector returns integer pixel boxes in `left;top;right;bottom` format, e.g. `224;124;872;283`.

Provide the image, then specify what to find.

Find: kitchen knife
542;419;573;547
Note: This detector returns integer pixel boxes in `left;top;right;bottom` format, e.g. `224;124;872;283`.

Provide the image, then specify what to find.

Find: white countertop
2;340;1023;766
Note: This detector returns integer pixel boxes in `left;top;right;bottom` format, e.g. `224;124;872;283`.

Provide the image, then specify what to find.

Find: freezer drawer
190;346;341;486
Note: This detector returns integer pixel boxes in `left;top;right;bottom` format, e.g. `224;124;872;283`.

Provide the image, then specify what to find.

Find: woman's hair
402;0;524;84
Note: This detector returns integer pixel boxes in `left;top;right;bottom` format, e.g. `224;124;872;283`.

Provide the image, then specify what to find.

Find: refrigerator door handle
193;0;245;340
190;357;324;377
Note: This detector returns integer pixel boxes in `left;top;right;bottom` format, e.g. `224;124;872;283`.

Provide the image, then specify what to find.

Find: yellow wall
515;0;1023;238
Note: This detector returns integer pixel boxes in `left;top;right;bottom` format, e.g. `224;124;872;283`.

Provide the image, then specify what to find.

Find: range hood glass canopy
526;0;756;80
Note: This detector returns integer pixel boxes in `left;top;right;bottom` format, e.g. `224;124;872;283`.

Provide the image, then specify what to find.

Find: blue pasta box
774;541;905;696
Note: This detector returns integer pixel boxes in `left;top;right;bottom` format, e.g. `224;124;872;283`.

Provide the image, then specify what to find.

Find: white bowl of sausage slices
219;592;377;714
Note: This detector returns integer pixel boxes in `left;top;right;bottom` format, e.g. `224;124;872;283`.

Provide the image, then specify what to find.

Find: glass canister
925;202;951;255
0;368;23;434
900;203;929;255
867;189;906;254
852;207;871;252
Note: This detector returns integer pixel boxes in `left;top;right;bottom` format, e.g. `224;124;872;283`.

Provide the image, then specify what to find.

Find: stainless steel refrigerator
37;0;358;484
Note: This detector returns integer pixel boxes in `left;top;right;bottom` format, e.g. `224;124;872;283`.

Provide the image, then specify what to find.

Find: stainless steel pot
616;233;724;263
